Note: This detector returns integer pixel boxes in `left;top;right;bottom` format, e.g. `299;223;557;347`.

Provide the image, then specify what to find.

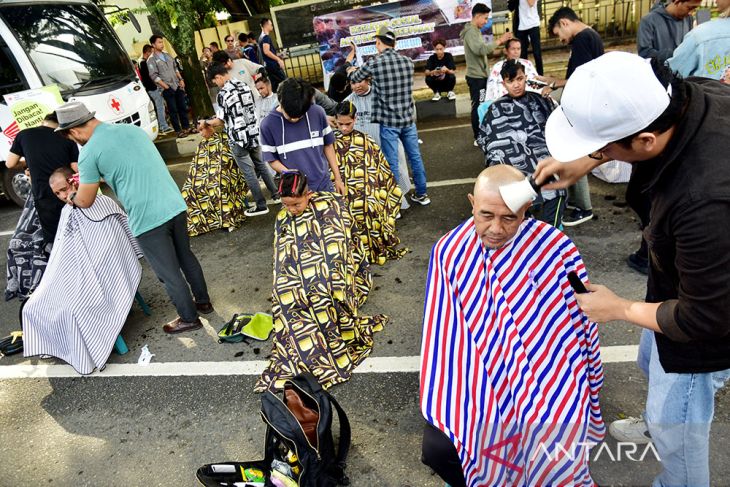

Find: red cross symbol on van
109;96;122;114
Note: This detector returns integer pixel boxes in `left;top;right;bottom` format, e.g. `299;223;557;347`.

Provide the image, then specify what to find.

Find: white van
0;0;158;205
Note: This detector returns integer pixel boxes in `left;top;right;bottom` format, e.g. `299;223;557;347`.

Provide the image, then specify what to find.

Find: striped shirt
22;195;142;375
349;48;415;128
420;218;604;486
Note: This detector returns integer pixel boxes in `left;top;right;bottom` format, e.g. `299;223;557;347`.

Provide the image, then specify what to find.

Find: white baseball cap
546;51;671;162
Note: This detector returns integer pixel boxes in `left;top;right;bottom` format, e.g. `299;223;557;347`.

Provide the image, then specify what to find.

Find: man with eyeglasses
536;51;730;487
223;34;242;60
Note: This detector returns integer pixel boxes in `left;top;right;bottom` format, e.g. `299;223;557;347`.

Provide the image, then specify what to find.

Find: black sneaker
411;193;431;206
627;252;649;275
563;208;593;227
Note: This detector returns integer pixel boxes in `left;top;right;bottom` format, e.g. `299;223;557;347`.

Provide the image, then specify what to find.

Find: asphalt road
0;119;728;486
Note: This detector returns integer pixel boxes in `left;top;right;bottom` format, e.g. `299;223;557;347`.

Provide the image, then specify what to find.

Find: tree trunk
179;52;213;119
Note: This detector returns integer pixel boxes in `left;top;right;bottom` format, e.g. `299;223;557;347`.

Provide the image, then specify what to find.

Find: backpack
261;373;351;486
196;373;351;487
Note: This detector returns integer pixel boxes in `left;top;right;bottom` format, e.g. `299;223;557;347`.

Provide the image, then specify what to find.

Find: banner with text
315;0;493;87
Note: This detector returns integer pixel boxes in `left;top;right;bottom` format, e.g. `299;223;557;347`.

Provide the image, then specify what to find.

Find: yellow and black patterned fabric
181;132;248;236
255;192;388;392
334;130;407;265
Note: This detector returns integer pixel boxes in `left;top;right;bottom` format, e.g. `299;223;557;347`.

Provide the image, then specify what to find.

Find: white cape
22;195;142;374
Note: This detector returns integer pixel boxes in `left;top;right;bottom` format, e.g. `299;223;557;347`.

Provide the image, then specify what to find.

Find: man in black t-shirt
6;112;79;244
258;18;287;92
538;6;604;227
541;7;604;94
425;39;457;101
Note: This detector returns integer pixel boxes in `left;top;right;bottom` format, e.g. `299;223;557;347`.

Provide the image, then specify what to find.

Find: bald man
419;165;605;487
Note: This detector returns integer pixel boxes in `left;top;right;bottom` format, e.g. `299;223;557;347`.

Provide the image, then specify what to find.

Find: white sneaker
447;91;457;101
473;140;479;147
608;417;652;444
431;93;442;101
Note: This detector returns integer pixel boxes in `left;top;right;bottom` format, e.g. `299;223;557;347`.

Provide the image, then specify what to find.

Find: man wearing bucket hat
535;51;730;486
348;26;431;207
55;101;213;335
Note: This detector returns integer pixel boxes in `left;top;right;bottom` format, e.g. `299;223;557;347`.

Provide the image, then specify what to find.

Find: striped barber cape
420;218;605;486
22;195;143;375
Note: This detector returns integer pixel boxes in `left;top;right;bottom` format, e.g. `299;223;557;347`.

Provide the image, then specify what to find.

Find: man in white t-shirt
485;38;540;101
516;0;543;74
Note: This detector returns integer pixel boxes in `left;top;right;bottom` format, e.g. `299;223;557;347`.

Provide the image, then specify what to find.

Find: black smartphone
567;271;588;294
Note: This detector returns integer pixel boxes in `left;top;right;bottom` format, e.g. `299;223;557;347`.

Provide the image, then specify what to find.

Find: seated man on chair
22;167;143;375
420;165;604;486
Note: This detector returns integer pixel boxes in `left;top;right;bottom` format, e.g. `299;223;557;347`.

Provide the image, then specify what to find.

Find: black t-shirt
259;34;278;69
139;59;158;92
566;28;604;79
9;126;79;200
426;52;456;77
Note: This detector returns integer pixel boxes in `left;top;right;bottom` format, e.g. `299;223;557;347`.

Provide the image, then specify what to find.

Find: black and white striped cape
22;195;143;374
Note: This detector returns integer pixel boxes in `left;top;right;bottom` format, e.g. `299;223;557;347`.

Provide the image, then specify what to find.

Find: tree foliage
142;0;225;117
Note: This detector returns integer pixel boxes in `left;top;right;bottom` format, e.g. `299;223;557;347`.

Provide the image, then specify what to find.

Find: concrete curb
154;133;201;161
155;97;471;159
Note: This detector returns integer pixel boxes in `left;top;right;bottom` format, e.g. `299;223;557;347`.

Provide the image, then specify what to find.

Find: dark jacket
631;79;730;373
637;3;693;64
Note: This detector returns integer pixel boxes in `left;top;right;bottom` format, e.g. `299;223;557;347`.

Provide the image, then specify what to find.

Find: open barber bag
196;373;351;487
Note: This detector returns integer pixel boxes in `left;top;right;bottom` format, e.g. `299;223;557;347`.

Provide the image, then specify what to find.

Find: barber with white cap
535;51;730;487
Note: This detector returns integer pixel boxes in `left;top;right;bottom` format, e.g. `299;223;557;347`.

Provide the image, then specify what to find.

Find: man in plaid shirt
348;26;430;206
203;63;279;216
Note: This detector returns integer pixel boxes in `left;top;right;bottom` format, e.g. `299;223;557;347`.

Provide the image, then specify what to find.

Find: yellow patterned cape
255;192;388;392
334;130;407;265
181;132;248;236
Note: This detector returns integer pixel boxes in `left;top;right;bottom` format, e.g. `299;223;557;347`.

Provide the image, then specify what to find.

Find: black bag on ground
261;372;351;486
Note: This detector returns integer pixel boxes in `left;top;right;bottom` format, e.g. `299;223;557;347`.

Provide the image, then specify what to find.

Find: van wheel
3;168;30;207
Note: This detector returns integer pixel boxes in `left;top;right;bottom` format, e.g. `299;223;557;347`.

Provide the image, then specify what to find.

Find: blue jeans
644;333;730;487
379;124;427;196
230;144;278;210
147;89;171;131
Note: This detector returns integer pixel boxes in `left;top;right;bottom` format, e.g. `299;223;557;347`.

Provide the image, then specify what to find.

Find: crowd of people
4;0;730;484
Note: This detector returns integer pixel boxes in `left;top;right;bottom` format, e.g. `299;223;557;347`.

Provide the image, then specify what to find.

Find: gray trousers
136;212;209;322
230;144;278;210
568;175;592;211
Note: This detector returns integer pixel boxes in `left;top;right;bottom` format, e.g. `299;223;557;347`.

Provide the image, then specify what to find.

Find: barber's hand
347;66;357;75
498;31;513;45
534;157;581;190
541;86;554;98
335;178;346;196
575;283;629;323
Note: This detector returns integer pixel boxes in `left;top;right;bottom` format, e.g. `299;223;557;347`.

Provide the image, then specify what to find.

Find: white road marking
418;123;471;133
0;230;15;236
0;345;638;380
427;178;476;188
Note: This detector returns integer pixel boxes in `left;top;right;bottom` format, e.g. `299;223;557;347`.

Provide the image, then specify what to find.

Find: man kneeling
21;167;143;374
420;165;604;486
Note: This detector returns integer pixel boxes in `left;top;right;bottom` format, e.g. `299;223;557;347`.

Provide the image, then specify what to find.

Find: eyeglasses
587;143;610;161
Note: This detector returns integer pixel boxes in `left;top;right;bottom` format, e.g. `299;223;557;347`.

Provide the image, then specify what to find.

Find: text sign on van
3;85;64;131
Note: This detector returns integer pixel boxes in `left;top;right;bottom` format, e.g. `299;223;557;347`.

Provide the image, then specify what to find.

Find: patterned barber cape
182;132;248;236
420;218;605;486
256;192;388;392
334;130;406;265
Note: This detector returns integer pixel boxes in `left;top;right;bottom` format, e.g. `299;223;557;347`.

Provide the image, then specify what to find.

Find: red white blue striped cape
420;218;604;486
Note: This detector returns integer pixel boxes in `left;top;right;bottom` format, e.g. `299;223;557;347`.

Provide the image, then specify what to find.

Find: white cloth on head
22;195;143;374
591;159;632;183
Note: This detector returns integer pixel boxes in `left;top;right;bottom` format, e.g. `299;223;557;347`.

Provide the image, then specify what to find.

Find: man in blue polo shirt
54;101;213;334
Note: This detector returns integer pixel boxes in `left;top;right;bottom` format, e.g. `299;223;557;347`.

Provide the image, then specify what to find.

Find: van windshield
0;3;134;94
